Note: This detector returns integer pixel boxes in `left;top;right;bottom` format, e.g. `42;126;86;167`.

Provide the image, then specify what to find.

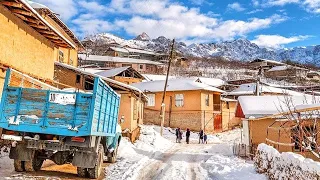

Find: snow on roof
125;47;156;55
221;98;237;102
238;96;320;118
250;59;285;65
80;68;104;74
225;83;306;96
268;66;289;72
54;62;147;100
78;54;163;65
196;77;226;87
131;79;225;93
109;47;129;53
95;66;130;78
142;74;177;81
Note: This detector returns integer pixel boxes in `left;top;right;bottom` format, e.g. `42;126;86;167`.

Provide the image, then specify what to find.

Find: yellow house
0;0;82;95
236;96;320;160
54;62;147;142
221;98;239;131
132;79;225;132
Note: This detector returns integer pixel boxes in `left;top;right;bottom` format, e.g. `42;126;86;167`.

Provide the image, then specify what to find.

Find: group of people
175;128;208;144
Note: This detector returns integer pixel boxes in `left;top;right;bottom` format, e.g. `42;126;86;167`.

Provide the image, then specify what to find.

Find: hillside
83;33;320;66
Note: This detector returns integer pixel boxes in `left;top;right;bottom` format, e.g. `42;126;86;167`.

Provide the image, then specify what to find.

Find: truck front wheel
88;144;104;179
13;160;25;172
24;152;44;172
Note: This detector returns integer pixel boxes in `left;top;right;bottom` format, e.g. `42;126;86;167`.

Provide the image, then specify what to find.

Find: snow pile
135;125;173;152
254;143;320;179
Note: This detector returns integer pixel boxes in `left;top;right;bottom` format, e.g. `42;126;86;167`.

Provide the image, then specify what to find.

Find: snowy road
0;126;266;180
106;126;267;180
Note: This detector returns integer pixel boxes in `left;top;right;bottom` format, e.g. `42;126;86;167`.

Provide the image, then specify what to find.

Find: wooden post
169;96;172;127
160;39;175;136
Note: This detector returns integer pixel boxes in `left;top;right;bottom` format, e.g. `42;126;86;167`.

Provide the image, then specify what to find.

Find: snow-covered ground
106;125;266;180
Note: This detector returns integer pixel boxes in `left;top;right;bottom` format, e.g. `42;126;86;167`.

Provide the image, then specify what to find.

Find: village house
54;62;147;142
306;71;320;81
249;58;286;71
78;54;164;74
131;79;225;132
105;46;168;61
235;96;320;160
264;65;309;81
0;0;83;95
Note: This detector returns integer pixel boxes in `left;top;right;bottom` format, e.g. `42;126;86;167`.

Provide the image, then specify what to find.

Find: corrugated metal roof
95;66;130;77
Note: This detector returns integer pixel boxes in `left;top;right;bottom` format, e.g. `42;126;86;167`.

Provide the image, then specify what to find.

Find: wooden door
214;114;222;131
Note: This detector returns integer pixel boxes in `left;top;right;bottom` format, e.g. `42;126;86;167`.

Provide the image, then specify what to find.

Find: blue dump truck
0;69;121;179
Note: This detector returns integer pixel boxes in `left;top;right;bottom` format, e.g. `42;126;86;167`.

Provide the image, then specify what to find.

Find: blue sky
31;0;320;48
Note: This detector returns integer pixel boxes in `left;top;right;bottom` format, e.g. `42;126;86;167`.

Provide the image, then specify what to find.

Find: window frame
147;94;155;107
205;94;210;106
175;94;184;107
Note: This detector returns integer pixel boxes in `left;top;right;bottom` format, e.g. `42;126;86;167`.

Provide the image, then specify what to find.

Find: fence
233;143;257;160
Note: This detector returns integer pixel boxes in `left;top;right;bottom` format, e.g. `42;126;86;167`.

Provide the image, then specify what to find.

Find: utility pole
255;66;262;96
160;39;175;136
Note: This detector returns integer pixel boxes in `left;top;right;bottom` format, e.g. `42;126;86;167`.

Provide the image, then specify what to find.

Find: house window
133;99;138;120
205;94;209;106
175;94;184;107
226;102;230;109
76;74;81;83
147;94;155;106
139;64;144;70
58;50;64;62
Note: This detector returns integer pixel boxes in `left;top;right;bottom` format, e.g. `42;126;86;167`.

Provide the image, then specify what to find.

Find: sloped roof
237;96;320;118
131;79;225;93
196;77;226;87
1;0;76;48
95;66;144;79
250;58;285;65
28;1;84;49
225;83;306;96
78;54;163;65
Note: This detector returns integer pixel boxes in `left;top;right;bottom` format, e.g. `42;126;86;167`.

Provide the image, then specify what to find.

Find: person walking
199;129;204;144
175;128;179;143
186;128;190;144
178;128;182;143
204;133;207;144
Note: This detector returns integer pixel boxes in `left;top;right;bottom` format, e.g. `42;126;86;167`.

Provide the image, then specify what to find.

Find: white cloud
72;14;114;35
251;34;310;48
246;9;263;14
263;0;300;6
252;0;260;6
303;0;320;13
211;14;287;41
31;0;78;21
227;2;246;12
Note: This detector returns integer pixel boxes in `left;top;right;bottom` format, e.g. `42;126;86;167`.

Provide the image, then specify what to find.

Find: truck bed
0;69;120;137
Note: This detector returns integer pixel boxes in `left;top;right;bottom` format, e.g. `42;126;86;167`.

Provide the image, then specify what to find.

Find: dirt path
136;143;212;180
2;160;109;180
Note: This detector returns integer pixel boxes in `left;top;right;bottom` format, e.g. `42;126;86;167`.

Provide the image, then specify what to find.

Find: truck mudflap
9;144;34;161
72;151;97;168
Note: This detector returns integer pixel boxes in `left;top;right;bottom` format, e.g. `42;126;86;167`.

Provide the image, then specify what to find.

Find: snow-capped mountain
83;33;320;66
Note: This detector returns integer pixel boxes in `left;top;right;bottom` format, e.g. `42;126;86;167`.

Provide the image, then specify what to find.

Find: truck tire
107;144;118;163
77;167;88;178
88;144;104;179
24;153;44;172
13;160;25;172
